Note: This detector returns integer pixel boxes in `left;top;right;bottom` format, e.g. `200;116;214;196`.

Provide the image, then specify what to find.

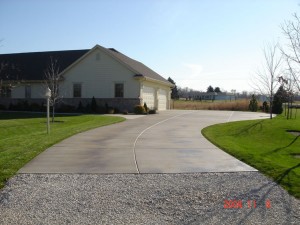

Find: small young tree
251;43;283;119
249;95;258;112
44;57;63;122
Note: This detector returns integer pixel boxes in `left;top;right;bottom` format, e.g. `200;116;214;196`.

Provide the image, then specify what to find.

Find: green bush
149;109;157;114
249;95;258;112
272;86;284;114
134;105;146;114
262;101;269;112
91;96;98;113
30;103;42;112
57;103;76;113
0;104;6;110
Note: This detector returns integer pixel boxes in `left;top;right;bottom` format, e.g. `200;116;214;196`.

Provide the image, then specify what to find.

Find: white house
0;44;173;112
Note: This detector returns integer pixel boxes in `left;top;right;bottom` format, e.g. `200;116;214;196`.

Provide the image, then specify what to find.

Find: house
0;44;173;112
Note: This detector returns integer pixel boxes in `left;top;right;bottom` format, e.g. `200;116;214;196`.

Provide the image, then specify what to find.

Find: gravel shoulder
0;172;299;225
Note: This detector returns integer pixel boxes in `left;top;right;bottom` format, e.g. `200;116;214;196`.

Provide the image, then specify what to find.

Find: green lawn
202;111;300;198
0;112;125;189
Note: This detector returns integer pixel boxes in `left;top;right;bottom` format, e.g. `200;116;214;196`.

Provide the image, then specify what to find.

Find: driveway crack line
132;111;196;174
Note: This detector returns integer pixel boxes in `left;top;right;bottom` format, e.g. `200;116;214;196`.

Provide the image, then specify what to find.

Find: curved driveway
19;110;269;174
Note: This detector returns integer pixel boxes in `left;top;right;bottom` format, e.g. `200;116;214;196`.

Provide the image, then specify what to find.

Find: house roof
0;45;172;86
0;50;89;81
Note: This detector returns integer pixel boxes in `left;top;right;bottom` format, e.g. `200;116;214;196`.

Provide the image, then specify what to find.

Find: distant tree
168;77;179;99
44;57;63;122
214;87;221;93
207;85;214;92
249;94;258;112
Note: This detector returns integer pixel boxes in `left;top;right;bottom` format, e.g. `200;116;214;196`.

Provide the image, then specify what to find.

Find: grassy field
173;99;251;111
0;112;125;189
202;111;300;198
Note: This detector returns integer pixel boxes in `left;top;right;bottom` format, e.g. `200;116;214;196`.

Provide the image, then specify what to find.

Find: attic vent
96;53;100;60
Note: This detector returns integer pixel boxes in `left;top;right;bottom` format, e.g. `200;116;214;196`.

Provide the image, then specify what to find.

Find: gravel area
0;172;299;225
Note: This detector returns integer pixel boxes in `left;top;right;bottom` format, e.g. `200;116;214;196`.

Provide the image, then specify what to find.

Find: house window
115;83;124;98
25;86;31;98
73;83;82;98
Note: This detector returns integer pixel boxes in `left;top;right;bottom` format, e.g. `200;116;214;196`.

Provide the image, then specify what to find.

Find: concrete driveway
19;110;269;174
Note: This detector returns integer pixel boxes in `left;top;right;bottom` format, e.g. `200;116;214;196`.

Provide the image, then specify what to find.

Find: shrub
249;95;258;112
77;101;84;113
272;86;284;114
134;105;146;114
149;109;157;114
107;107;115;114
0;104;6;110
143;102;149;113
57;103;76;113
91;96;98;113
262;101;269;112
30;103;42;112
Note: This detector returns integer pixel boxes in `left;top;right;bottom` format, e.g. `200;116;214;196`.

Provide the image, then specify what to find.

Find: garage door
158;89;167;110
142;86;155;109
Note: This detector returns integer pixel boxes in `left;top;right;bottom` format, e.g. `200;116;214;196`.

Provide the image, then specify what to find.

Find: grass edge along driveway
202;112;300;199
0;112;125;189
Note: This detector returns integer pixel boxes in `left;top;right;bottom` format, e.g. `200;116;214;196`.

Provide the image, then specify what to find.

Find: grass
0;112;125;189
173;99;251;111
202;110;300;199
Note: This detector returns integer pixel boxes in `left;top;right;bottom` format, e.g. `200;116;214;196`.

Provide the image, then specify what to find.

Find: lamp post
45;87;51;134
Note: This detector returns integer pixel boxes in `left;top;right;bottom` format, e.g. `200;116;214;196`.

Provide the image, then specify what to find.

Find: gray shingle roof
107;48;171;85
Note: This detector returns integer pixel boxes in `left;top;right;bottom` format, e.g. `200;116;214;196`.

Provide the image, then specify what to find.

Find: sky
0;0;299;92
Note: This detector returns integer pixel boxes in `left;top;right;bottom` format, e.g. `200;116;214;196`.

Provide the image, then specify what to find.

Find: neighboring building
0;44;173;111
193;92;236;101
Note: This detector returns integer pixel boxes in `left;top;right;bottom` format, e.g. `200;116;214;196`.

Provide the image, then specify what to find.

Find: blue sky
0;0;299;92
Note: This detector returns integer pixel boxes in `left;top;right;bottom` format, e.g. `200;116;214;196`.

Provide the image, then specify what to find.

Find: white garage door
158;89;167;110
142;86;155;109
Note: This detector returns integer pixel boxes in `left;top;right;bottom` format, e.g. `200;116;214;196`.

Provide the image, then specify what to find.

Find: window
73;83;82;98
115;83;124;98
25;86;31;98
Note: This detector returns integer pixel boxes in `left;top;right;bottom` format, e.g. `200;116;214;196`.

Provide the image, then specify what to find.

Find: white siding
158;89;167;110
142;86;155;109
12;83;47;99
60;48;140;98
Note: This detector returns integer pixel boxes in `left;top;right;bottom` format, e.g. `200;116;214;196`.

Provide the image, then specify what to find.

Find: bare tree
44;57;63;122
251;43;283;119
281;13;300;92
